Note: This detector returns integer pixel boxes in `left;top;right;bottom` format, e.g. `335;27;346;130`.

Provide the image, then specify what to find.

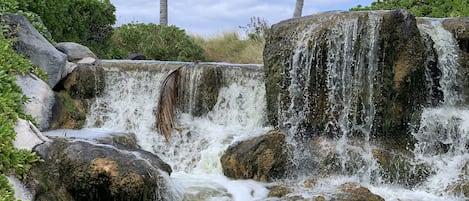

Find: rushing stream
37;15;467;201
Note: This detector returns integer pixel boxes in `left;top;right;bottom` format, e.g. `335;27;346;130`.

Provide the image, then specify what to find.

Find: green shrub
2;0;116;56
110;23;205;61
350;0;469;17
0;26;42;201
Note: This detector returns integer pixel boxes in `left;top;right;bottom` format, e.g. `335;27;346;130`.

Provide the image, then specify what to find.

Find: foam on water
85;63;271;200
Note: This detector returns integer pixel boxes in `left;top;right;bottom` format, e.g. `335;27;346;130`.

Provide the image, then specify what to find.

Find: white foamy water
75;16;469;201
85;62;272;201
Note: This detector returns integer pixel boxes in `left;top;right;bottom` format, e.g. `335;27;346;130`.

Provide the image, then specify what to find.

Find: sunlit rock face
264;10;431;142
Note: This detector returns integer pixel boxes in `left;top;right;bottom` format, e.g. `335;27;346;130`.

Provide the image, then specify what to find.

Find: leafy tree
110;23;205;61
17;0;116;56
350;0;469;17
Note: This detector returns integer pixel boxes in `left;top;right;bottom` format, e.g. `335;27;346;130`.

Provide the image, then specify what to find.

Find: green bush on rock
110;23;205;61
0;26;42;201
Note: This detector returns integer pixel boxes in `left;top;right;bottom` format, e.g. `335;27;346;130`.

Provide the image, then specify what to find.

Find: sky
110;0;375;37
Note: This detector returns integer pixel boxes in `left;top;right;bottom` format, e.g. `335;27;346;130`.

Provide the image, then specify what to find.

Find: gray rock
76;56;97;65
128;53;146;60
13;119;50;151
55;42;97;62
1;14;67;88
61;61;77;79
15;73;55;130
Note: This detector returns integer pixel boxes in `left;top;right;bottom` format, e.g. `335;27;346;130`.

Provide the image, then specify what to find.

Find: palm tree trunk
293;0;304;18
160;0;168;26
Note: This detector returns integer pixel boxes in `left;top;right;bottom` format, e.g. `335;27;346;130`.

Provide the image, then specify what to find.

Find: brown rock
220;130;288;182
337;182;384;201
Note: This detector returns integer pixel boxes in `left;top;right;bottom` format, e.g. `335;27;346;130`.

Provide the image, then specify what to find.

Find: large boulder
28;138;177;201
0;14;67;88
15;73;55;130
55;42;97;62
264;10;429;141
220;130;288;182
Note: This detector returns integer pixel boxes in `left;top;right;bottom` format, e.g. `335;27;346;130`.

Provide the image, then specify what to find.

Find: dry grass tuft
192;31;264;64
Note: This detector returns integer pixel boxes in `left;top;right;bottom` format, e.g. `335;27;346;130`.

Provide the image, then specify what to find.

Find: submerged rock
220;130;287;182
28;138;175;201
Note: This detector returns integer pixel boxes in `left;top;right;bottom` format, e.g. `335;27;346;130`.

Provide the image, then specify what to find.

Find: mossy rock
49;91;91;129
61;65;105;99
264;10;430;142
28;139;174;201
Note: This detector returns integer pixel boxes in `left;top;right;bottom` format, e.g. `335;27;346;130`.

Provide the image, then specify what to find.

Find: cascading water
78;14;468;201
280;13;382;181
86;61;271;201
413;19;469;198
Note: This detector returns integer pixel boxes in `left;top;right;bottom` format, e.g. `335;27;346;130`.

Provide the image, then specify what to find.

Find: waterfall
414;19;469;197
281;12;382;180
86;61;270;200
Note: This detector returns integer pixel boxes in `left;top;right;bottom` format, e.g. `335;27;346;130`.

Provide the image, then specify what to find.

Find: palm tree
160;0;168;26
293;0;304;18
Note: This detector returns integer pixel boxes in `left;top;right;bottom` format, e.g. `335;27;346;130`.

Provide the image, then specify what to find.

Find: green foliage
350;0;469;17
0;175;14;201
110;23;205;61
4;0;116;56
0;27;42;201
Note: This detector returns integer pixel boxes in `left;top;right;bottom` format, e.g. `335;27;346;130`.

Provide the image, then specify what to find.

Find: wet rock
50;64;104;129
441;18;469;101
178;64;223;116
15;73;55;130
49;91;91;129
60;66;105;99
447;162;469;197
220;130;288;182
95;132;141;150
264;10;429;141
1;14;67;88
268;185;292;198
55;42;97;62
28;138;176;201
372;148;432;187
337;182;384;201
